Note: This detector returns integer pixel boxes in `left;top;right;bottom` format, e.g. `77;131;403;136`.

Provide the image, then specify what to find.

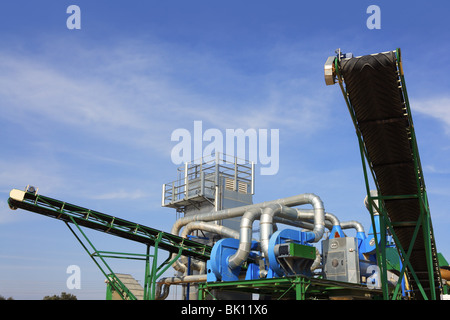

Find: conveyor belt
8;189;212;261
335;50;441;299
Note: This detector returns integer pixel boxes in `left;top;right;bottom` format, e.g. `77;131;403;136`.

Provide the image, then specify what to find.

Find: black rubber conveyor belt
339;51;441;299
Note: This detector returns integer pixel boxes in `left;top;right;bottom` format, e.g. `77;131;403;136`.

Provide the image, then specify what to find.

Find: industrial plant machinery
7;49;449;300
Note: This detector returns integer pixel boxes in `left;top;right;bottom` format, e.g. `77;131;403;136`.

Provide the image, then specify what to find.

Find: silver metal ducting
169;193;327;276
170;193;328;237
155;274;207;300
259;194;326;266
228;208;262;270
164;192;371;300
364;190;380;215
181;222;240;239
341;220;365;233
172;222;241;273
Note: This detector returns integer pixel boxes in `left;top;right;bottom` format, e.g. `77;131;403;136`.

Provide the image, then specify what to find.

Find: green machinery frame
8;189;212;300
333;48;442;300
197;275;386;300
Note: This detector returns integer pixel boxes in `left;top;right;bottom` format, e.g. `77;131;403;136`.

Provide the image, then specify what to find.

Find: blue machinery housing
206;216;383;283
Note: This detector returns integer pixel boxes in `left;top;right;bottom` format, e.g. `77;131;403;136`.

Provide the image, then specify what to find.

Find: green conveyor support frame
331;48;442;300
8;188;212;300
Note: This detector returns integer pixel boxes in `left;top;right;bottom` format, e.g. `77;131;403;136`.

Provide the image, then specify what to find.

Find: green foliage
43;292;77;300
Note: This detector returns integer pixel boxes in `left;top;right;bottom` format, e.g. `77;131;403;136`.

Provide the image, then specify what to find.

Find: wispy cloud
412;97;450;134
0;37;334;221
90;188;148;200
0;37;331;137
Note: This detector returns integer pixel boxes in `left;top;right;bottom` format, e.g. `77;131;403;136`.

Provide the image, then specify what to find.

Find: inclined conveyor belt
8;189;212;261
338;50;441;299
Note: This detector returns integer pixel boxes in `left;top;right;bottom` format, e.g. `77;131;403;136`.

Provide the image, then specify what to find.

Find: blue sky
0;1;449;299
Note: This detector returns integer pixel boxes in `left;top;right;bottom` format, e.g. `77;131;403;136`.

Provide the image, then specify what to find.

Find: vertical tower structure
162;153;255;236
161;153;255;299
162;153;254;234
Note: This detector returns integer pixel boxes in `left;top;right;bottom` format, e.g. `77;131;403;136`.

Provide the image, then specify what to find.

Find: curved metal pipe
296;209;364;234
155;274;207;300
341;220;365;233
170;193;327;237
260;204;283;263
228;208;262;270
181;222;240;239
172;222;241;274
311;248;321;271
364;190;380;215
286;209;338;227
170;193;327;276
259;194;326;265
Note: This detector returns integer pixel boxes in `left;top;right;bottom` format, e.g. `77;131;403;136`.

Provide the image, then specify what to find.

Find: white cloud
0;37;334;215
0;38;331;139
90;188;148;200
412;97;450;133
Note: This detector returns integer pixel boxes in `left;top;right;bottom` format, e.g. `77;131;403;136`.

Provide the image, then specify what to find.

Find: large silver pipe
295;209;364;234
259;204;283;263
155;274;207;300
172;222;241;274
228;208;262;270
341;220;365;233
311;248;321;271
259;194;326;266
273;212;337;231
181;222;240;239
273;217;318;230
170;193;326;275
170;193;327;237
364;190;380;215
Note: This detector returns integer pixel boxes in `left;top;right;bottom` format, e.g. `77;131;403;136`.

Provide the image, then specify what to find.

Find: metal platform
198;275;385;300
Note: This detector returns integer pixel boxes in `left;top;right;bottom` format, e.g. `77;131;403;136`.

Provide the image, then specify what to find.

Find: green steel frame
8;189;212;300
66;219;185;300
197;276;386;300
334;49;441;300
